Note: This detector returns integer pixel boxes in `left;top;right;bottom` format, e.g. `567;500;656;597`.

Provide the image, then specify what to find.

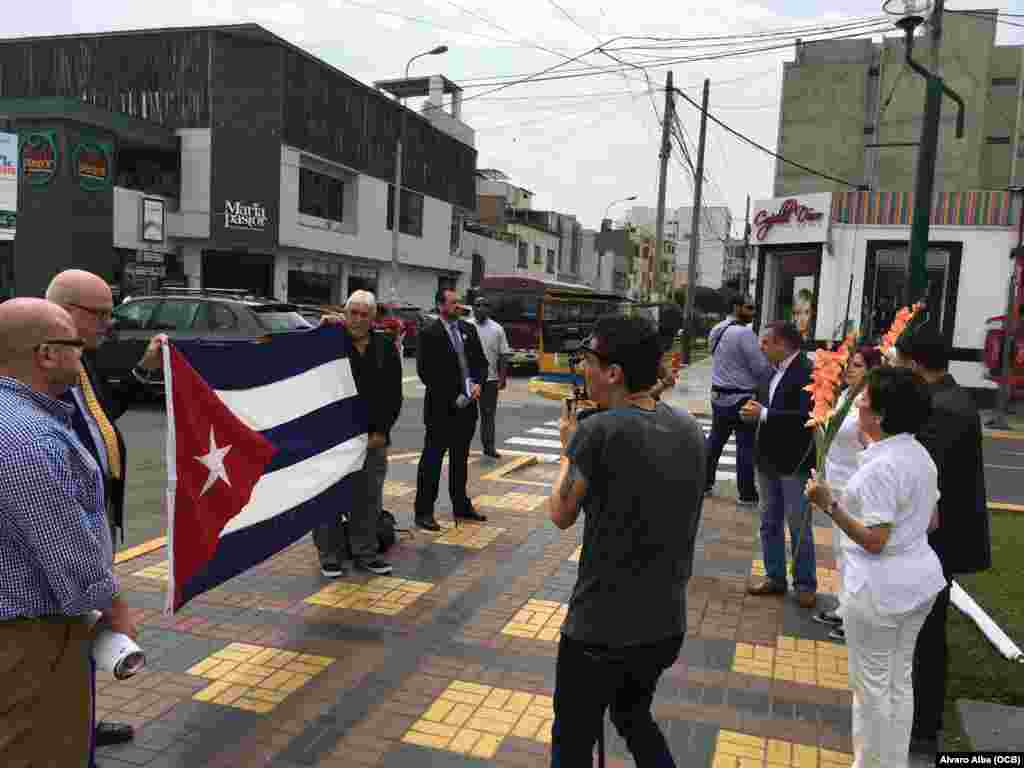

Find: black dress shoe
95;720;134;746
454;508;488;522
483;450;501;459
415;517;442;532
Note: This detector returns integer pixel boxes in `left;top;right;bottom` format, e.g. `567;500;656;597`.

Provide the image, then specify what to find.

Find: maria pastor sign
753;193;832;245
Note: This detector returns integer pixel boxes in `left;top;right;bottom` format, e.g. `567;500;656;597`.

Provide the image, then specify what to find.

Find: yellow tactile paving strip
712;730;852;767
304;576;434;615
186;642;334;713
434;524;506;549
402;680;554;759
473;492;548;512
500;600;567;641
750;560;841;596
132;560;169;582
382;481;415;497
732;636;849;690
568;545;581;563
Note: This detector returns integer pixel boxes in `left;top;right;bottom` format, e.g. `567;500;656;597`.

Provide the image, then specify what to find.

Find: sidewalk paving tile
98;447;860;767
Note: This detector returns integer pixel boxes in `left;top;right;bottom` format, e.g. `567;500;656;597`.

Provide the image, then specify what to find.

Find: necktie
78;365;123;480
448;322;470;394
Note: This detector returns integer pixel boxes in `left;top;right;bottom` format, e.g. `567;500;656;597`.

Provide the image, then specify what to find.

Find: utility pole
742;194;752;297
653;71;674;303
906;0;945;308
683;78;710;365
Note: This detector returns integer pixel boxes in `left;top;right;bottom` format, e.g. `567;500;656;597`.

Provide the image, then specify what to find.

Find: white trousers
842;587;935;768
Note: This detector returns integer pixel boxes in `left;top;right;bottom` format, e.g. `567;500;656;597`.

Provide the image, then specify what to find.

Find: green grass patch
942;510;1024;749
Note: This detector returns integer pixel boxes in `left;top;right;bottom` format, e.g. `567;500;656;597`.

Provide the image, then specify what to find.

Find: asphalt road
983;435;1024;506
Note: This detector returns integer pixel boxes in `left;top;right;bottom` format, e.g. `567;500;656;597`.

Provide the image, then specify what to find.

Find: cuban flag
162;327;367;612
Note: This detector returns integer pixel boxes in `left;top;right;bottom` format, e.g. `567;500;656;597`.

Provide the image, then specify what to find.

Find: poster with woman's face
791;276;815;341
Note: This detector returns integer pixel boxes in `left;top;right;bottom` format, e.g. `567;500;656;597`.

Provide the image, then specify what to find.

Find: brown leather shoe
797;591;817;610
747;578;787;596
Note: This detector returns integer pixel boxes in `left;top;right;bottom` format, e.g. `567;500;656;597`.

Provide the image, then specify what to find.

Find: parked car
96;288;312;398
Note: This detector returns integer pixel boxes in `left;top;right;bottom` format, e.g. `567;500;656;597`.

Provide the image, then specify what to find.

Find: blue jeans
551;633;683;768
758;468;817;593
706;398;758;500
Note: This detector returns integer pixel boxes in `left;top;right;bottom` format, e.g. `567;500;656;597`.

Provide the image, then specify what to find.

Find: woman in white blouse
814;346;883;641
806;367;946;768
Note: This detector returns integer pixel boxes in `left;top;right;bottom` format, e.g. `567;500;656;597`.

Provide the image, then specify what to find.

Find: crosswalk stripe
528;428;560;437
506;437;563;449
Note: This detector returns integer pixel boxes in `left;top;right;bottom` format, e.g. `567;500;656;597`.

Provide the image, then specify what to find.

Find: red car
375;303;423;356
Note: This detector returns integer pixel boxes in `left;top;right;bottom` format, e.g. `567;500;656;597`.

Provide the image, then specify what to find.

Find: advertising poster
0;131;17;238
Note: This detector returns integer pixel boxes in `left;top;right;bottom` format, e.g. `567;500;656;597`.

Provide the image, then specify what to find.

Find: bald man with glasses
0;298;137;768
46;270;165;751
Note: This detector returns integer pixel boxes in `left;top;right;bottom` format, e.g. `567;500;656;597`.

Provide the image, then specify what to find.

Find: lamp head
883;0;931;33
429;45;449;55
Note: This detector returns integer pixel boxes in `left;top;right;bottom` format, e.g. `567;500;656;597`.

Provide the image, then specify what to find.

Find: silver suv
96;288;311;397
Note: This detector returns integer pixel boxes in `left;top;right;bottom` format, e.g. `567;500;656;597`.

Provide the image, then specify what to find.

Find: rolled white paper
950;580;1024;664
88;611;147;679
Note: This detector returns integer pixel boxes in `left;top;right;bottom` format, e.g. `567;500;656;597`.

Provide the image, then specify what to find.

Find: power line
672;86;866;188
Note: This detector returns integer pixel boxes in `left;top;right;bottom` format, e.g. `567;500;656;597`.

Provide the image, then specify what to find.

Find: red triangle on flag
167;346;277;609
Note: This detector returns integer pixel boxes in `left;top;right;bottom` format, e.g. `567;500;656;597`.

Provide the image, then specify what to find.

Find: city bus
467;274;634;374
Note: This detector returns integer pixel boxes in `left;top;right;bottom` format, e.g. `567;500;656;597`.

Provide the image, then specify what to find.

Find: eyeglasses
36;338;86;350
68;303;113;322
579;335;613;366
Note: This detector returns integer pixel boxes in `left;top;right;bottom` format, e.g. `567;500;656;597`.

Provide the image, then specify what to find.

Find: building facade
774;11;1023;197
0;25;477;309
750;189;1018;399
627;203;732;289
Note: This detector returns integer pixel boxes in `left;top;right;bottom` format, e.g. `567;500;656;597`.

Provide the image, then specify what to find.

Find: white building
626;204;733;289
750;190;1017;398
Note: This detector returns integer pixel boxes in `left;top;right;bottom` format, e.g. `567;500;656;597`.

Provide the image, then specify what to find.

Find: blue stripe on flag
262;396;368;473
178;475;359;607
174;326;347;390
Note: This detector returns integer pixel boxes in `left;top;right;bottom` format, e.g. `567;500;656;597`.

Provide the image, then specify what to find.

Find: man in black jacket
46;269;164;751
317;290;403;577
414;288;489;531
741;321;818;610
895;330;991;752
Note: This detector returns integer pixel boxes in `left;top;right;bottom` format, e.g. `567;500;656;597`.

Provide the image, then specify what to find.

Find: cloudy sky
7;0;1023;234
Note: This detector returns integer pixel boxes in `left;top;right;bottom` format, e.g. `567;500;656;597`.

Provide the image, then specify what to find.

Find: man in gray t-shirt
548;314;706;767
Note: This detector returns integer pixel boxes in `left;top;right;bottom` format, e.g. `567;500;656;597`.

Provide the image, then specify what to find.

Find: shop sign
0;131;16;235
224;200;268;231
19;130;59;186
73;140;113;191
753;193;831;245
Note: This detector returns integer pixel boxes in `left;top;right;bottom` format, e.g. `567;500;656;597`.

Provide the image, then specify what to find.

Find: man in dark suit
414;287;489;531
895;330;991;752
741;321;818;610
46;269;165;751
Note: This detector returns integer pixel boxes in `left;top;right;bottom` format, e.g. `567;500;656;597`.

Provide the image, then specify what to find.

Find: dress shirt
840;432;947;616
467;317;511;382
0;377;117;619
70;385;110;477
760;350;801;423
443;319;473;397
709;316;774;407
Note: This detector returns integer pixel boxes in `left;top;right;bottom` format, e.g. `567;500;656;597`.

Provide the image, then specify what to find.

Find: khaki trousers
0;617;93;768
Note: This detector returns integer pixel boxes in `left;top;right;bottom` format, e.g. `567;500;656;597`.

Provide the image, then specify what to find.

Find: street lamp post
603;194;638;223
390;45;448;303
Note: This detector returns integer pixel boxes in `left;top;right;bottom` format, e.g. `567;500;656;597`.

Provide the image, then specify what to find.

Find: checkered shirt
0;376;117;620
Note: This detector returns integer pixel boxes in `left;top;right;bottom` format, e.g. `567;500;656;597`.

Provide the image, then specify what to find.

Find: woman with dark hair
814;345;884;641
805;367;946;768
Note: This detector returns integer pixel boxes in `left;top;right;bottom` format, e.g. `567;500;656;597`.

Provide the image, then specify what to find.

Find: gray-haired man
317;290;403;577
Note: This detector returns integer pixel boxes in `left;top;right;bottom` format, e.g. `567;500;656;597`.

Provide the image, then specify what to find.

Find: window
149;300;202;331
251;306;311;332
517;242;528;268
299;168;344;222
387;185;424;237
205;303;239;331
534;245;542;265
113;299;158;330
546;249;555;273
767;250;819;343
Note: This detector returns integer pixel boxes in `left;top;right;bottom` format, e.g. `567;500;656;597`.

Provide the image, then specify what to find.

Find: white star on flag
195;427;233;496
